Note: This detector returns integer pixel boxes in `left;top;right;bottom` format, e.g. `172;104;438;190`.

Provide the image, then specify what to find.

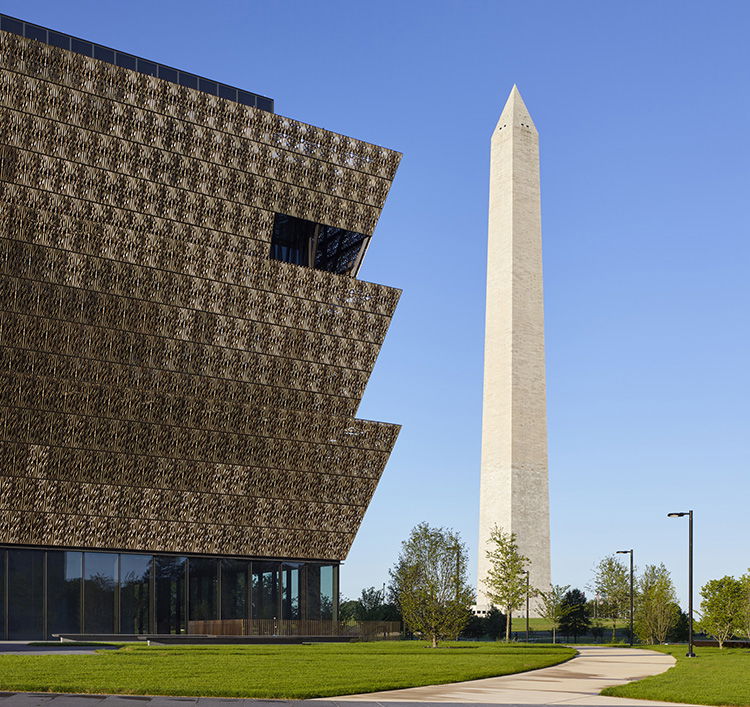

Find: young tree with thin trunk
483;526;531;641
538;584;570;643
738;571;750;640
699;576;743;648
593;555;630;642
390;522;474;647
635;563;680;644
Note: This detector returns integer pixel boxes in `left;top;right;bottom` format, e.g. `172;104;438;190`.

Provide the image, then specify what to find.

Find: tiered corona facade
0;17;400;638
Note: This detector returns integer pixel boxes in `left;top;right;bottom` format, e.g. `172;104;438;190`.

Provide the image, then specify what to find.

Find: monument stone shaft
477;86;551;610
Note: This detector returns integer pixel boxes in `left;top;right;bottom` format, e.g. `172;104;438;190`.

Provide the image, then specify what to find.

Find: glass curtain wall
188;557;218;622
47;551;82;635
320;564;335;620
251;561;279;620
155;555;186;634
221;559;248;620
305;563;335;620
0;551;4;639
7;549;44;639
120;554;151;634
281;563;301;620
0;548;339;639
83;553;117;633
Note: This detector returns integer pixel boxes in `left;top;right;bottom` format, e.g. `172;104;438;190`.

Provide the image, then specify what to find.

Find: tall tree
354;586;385;621
460;607;506;640
484;606;506;640
667;605;690;642
482;526;531;641
593;555;630;642
338;595;358;623
699;576;743;648
538;584;571;643
390;523;474;647
738;571;750;640
559;589;590;642
635;564;680;644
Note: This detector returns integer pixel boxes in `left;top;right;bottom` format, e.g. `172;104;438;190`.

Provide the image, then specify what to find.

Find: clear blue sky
7;0;749;608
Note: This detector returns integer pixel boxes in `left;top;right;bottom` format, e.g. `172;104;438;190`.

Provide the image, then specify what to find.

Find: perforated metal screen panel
0;29;401;561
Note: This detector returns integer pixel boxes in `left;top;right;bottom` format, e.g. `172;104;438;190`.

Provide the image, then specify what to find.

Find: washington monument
477;86;551;611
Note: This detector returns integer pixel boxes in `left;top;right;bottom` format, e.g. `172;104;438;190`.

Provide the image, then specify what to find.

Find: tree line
344;521;750;648
533;556;750;647
350;523;641;646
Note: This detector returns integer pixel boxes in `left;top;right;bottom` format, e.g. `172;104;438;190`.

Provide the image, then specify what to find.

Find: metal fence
507;627;634;644
187;619;401;640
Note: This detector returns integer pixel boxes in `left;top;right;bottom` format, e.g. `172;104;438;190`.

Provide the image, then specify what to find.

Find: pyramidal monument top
495;84;537;133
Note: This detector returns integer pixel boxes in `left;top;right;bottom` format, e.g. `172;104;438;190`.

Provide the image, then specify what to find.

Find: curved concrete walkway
322;645;698;705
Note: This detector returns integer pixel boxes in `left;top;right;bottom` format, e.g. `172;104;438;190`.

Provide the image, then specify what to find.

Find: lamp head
667;512;688;518
616;550;631;554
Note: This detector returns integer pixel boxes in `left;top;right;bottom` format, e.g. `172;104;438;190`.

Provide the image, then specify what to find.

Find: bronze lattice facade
0;16;401;638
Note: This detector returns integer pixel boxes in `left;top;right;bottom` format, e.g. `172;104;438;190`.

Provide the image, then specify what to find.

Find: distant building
477;86;551;615
0;14;400;639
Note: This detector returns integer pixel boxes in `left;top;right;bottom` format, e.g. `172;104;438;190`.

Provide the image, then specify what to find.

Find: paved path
0;645;700;706
321;645;697;705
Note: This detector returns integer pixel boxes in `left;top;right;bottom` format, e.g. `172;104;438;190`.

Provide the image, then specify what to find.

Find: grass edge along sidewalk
601;645;750;706
0;641;575;699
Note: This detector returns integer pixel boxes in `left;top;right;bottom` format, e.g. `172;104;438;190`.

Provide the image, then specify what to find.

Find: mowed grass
509;617;629;631
601;645;750;706
511;617;555;630
0;641;575;699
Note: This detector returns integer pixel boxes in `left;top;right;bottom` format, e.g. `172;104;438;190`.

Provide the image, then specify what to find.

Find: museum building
0;14;401;639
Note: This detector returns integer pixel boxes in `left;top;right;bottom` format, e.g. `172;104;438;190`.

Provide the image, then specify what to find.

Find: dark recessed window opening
270;213;370;276
270;214;315;268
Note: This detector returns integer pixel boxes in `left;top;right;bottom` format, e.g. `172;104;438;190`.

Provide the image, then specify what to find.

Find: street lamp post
525;570;530;642
668;510;696;658
616;549;634;647
457;546;461;600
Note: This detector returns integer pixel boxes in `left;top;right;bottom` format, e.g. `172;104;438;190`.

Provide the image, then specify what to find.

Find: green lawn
0;641;575;699
510;617;629;631
602;645;750;706
511;617;556;630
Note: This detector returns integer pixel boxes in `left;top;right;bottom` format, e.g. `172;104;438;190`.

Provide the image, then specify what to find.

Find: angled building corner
0;14;401;638
477;86;551;614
